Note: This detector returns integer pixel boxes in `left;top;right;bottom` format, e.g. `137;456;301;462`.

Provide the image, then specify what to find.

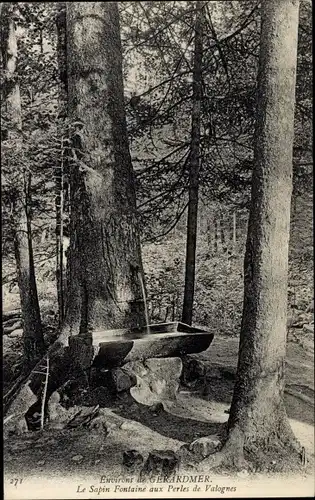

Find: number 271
10;478;23;487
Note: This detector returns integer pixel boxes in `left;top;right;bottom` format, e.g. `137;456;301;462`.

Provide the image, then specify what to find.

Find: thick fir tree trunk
226;0;301;456
1;5;44;372
65;2;146;336
4;2;147;421
182;1;204;326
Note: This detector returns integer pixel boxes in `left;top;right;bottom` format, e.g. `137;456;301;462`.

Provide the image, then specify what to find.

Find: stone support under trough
123;357;183;406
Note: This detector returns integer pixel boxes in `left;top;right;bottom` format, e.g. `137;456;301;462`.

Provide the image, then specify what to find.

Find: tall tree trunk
1;4;44;372
55;139;65;327
65;2;146;336
55;2;68;328
217;0;300;464
182;1;204;326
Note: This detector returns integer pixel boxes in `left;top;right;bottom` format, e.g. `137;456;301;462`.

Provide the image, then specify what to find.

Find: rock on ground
140;449;180;479
123;357;182;406
188;435;222;459
123;449;144;470
111;367;137;393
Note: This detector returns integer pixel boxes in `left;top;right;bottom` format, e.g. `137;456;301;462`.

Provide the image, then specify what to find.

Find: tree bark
227;0;300;452
1;4;44;372
182;1;204;326
65;2;146;336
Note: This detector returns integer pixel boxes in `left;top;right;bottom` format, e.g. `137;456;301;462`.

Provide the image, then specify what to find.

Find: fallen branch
3;373;30;414
4;333;73;424
284;387;314;406
4;412;25;425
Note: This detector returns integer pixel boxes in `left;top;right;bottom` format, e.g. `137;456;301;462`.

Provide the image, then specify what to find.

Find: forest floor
3;321;314;499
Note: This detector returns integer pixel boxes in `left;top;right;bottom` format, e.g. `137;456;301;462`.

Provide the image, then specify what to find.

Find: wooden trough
68;322;214;370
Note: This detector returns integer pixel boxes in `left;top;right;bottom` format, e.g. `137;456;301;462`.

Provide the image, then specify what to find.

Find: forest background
1;1;314;485
1;0;313;391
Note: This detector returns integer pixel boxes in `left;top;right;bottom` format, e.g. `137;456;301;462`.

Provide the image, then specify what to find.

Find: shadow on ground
113;399;225;442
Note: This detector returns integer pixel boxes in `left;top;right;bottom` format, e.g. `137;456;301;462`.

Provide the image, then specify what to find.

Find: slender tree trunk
1;4;44;372
232;210;237;247
206;219;211;248
39;27;43;55
182;1;204;325
55;2;66;325
55;2;68;327
214;219;218;253
65;2;146;336
56;2;68;105
219;214;225;249
55;139;64;327
226;0;300;455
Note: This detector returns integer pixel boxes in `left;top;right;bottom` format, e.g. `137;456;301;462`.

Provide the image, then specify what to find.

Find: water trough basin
69;322;214;370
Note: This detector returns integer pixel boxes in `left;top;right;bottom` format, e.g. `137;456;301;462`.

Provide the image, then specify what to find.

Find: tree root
201;430;251;472
202;448;250;472
198;423;303;474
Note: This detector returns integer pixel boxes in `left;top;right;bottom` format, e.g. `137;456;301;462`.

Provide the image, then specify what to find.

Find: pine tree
204;0;302;469
65;2;147;336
